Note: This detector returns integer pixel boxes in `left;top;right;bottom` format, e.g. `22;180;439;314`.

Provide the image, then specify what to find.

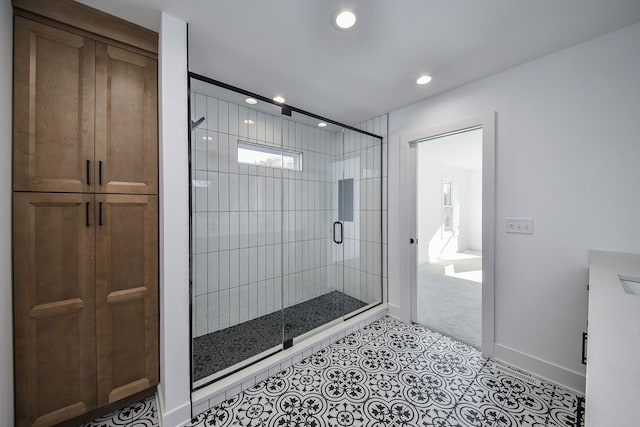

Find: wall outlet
506;217;534;234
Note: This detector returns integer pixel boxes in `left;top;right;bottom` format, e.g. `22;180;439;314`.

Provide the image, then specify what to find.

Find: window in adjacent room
442;181;453;237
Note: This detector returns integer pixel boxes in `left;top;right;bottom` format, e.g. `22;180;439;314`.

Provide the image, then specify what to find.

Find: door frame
402;112;495;357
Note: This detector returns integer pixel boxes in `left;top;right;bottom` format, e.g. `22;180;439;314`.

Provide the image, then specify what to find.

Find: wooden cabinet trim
14;10;158;59
29;298;84;319
12;0;158;55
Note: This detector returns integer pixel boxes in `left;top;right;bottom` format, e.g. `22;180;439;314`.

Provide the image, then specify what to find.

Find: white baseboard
387;303;407;321
493;343;586;394
157;385;191;427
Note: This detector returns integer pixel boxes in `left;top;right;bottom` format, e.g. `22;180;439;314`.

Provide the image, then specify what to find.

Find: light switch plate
506;217;534;234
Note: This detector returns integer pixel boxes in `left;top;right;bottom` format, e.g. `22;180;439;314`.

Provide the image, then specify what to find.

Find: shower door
189;75;383;390
282;111;346;343
190;79;285;387
337;128;383;319
282;113;383;344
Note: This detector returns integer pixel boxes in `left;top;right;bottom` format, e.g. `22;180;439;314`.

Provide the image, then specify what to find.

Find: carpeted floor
416;251;482;349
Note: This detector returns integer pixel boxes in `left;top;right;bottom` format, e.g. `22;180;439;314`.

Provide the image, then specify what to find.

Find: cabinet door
13;17;95;193
95;195;159;405
13;193;97;427
95;43;158;195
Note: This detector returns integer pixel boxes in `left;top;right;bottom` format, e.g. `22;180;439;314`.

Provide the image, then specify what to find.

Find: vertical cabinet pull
86;160;91;185
85;202;90;227
581;332;588;365
99;202;103;226
99;161;103;186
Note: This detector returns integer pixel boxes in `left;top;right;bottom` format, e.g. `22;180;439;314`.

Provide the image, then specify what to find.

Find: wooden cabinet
13;17;95;193
95;195;158;405
95;44;158;195
13;17;158;195
13;193;97;426
12;2;159;426
13;193;159;425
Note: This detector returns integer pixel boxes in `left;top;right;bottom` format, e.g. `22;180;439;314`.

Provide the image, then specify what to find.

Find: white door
406;114;495;356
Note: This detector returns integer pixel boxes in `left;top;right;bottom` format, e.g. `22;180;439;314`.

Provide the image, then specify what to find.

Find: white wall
158;12;191;427
467;170;482;251
389;21;640;391
0;1;13;425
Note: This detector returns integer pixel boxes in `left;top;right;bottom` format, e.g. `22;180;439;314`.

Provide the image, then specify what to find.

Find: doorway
407;114;495;356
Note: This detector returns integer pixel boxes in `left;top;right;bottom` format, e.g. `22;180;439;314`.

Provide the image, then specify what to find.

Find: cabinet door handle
86;160;91;185
99;202;103;226
99;161;103;186
581;332;588;365
85;202;90;227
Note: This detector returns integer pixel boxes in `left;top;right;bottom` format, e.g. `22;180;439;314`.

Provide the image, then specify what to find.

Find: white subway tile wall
191;89;387;338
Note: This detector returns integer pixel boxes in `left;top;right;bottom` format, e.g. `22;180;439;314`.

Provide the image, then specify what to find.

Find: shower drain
490;362;542;387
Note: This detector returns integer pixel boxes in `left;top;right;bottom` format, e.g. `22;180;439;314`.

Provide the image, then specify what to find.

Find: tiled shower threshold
192;291;368;383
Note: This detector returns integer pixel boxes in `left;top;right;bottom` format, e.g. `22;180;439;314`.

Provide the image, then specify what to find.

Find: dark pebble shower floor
192;290;367;382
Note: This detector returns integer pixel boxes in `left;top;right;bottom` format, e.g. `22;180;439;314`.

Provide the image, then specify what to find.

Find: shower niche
189;75;383;388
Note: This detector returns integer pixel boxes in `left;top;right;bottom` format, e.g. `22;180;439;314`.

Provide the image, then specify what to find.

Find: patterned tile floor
193;291;367;381
82;395;157;427
86;316;582;426
188;316;582;427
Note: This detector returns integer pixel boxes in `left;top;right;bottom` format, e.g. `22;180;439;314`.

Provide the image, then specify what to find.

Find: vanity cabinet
585;250;640;426
11;1;159;426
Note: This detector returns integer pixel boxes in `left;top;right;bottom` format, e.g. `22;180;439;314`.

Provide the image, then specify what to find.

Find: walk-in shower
189;74;383;389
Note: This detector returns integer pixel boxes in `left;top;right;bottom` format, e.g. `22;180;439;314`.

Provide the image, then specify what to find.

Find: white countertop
586;250;640;427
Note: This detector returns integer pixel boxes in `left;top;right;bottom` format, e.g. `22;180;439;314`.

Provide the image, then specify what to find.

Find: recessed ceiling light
318;122;327;128
335;10;356;29
201;136;213;140
245;97;258;105
273;96;285;104
244;119;254;124
416;75;432;85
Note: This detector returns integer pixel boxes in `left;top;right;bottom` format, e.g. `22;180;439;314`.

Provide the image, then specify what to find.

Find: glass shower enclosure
189;75;383;388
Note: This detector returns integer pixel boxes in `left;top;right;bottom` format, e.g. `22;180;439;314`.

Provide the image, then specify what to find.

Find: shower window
189;74;383;391
237;140;302;170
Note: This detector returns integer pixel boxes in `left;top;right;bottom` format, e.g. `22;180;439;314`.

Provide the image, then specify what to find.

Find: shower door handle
333;221;343;244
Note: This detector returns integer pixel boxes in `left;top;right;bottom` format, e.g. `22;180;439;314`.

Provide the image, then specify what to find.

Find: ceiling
78;0;640;127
